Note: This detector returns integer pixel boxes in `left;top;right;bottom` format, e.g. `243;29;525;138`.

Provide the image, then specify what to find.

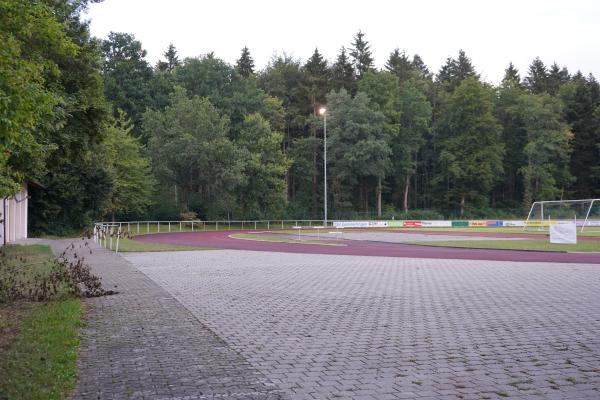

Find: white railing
92;220;332;252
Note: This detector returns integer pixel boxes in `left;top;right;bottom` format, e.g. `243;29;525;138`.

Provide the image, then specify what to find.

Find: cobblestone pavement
44;240;288;400
124;250;600;400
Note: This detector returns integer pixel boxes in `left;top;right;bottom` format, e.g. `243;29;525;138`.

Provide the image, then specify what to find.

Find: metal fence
92;220;331;252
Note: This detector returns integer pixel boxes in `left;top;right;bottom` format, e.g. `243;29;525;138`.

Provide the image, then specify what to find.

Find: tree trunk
403;174;410;213
377;177;382;217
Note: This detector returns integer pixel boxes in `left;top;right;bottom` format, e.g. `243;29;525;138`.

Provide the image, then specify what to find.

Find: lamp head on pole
319;107;327;116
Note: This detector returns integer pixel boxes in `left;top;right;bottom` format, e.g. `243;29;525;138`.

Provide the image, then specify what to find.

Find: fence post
115;226;121;253
267;220;270;230
216;221;219;230
255;221;257;230
158;221;160;233
180;221;182;231
147;222;149;233
191;221;194;231
137;221;140;233
168;222;171;232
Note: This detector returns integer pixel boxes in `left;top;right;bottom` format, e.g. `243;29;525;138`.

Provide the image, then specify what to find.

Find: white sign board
503;220;525;227
549;222;577;244
421;220;453;227
333;221;370;228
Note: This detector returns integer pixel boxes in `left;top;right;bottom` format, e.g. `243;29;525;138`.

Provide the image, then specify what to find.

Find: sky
84;0;600;84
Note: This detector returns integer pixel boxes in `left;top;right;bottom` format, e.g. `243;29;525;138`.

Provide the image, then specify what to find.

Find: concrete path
125;249;600;400
43;239;287;400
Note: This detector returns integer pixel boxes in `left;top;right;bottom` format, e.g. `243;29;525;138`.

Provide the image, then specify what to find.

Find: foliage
236;113;290;218
327;89;389;213
436;77;504;216
100;110;155;220
0;0;76;196
519;93;573;207
145;87;246;217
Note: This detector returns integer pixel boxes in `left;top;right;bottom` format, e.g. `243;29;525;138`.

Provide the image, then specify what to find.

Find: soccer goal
524;199;600;232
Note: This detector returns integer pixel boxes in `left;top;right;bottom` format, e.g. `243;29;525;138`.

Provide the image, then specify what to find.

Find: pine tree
350;30;374;79
502;62;521;88
236;46;255;77
385;48;414;83
411;54;431;80
547;62;569;95
330;46;355;92
524;57;548;94
157;43;180;72
436;50;477;92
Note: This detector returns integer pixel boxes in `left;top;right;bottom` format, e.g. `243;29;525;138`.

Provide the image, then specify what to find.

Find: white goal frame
524;198;600;233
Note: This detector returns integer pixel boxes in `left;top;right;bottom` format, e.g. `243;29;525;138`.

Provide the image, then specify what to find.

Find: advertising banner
486;220;503;227
403;220;423;227
387;220;404;228
421;220;452;227
368;221;389;228
452;220;469;227
333;221;370;228
469;220;487;227
503;220;525;227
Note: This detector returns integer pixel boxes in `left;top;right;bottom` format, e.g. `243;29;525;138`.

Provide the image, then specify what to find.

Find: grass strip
408;239;600;252
0;299;81;400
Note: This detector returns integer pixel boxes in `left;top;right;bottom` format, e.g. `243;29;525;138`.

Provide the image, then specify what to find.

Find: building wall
1;184;28;245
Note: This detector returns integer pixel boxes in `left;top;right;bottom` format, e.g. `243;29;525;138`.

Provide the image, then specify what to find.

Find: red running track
132;230;600;264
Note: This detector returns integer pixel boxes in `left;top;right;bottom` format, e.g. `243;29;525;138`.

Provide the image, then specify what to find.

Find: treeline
2;1;599;234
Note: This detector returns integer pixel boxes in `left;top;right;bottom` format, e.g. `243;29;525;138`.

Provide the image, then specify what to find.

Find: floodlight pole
321;109;328;227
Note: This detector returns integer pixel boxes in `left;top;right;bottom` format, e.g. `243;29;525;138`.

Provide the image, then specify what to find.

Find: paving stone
43;240;288;400
124;249;600;400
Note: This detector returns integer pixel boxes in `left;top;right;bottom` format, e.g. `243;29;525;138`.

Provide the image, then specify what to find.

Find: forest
2;0;600;234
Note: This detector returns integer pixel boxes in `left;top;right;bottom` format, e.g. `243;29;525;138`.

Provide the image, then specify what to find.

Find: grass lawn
399;227;600;236
409;239;600;252
0;300;81;400
230;233;344;246
110;237;213;252
0;244;82;400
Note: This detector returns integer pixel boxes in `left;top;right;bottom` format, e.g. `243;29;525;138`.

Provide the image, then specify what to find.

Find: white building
1;184;29;245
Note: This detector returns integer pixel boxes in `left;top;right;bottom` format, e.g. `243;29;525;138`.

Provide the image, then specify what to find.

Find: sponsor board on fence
387;220;404;228
403;220;423;227
333;221;370;228
469;220;488;227
421;220;452;227
369;221;389;228
452;220;469;227
503;220;525;227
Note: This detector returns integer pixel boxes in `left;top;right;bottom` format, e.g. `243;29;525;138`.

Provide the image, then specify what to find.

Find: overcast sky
84;0;600;84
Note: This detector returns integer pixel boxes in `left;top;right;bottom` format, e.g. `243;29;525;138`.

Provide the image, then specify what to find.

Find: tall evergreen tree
524;57;548;94
502;62;521;89
236;46;255;77
330;47;355;93
350;30;374;79
157;43;180;72
411;54;432;80
547;62;569;95
559;76;600;198
385;49;414;83
437;50;477;92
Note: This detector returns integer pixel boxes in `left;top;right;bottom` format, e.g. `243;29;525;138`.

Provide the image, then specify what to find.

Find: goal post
524;199;600;232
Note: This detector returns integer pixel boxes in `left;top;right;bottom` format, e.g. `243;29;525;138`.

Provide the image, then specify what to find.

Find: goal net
524;199;600;232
